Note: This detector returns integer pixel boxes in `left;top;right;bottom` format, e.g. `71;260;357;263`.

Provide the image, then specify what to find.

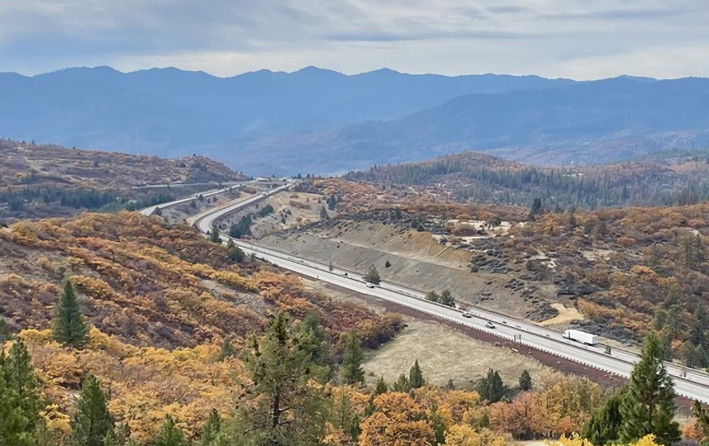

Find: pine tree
408;360;425;389
331;394;360;444
363;265;381;285
518;370;532;391
0;339;43;446
70;374;115;446
0;317;12;342
392;374;411;393
476;369;508;403
52;281;89;349
226;239;245;263
298;313;331;380
446;379;455;390
198;409;221;446
374;376;388;395
154;415;186;446
528;198;542;219
237;312;329;445
209;227;221;243
340;331;364;384
582;387;625;445
619;333;680;445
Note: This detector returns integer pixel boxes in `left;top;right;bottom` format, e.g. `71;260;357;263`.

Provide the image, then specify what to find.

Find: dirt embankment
214;191;332;237
260;220;549;318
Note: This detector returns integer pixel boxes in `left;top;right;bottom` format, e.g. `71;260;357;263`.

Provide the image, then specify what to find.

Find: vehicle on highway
462;311;472;318
564;329;598;345
366;283;376;289
485;321;496;329
343;272;348;277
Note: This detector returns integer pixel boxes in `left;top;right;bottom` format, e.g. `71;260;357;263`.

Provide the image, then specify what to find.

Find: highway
159;183;709;403
139;181;255;216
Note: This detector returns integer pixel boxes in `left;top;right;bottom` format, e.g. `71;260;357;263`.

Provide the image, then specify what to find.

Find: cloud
0;0;708;79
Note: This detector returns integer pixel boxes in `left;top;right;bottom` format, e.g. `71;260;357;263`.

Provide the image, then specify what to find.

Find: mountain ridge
2;66;708;175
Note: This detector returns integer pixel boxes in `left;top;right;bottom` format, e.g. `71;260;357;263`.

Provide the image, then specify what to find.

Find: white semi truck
564;329;598;345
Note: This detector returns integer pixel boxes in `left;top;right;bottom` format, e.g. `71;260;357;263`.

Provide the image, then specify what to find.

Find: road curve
189;186;709;404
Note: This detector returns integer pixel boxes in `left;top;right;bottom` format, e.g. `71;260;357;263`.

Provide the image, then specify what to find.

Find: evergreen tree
154;415;186;446
446;378;455;390
363;265;381;285
70;374;115;446
528;198;542;219
408;360;425;389
340;331;364;384
518;370;532;391
52;281;89;349
373;376;388;395
0;340;43;446
429;407;447;445
298;312;331;380
319;207;329;220
582;388;625;445
476;369;508;403
198;409;221;446
327;195;337;211
391;373;411;393
209;227;221;243
226;239;245;263
331;394;360;444
0;317;12;342
619;333;680;445
235;312;329;445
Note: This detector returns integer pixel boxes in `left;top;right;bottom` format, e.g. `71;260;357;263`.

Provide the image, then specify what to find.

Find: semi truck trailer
564;329;598;345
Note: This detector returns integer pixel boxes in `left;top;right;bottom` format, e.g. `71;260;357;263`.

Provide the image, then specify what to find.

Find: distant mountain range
1;66;708;175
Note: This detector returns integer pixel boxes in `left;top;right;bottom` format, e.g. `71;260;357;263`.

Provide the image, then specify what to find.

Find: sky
1;0;708;79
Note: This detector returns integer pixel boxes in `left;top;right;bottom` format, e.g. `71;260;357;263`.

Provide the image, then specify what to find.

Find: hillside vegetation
346;151;708;209
0;212;399;348
273;178;709;366
0;139;247;221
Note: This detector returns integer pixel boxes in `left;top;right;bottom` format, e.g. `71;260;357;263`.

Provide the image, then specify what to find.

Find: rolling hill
0;139;247;221
345;151;709;208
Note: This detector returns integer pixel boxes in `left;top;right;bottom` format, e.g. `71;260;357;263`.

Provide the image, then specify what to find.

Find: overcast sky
1;0;708;79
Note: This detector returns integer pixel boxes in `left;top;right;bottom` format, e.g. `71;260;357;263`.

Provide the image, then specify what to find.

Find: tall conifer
52;281;89;348
70;374;115;446
619;333;680;445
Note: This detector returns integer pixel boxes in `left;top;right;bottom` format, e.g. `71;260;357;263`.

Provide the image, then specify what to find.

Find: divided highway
162;183;709;403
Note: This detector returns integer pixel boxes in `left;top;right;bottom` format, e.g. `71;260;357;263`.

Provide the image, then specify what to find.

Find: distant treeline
0;186;177;212
348;158;708;209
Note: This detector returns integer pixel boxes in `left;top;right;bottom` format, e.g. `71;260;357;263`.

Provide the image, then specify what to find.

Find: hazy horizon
2;64;702;82
1;1;708;80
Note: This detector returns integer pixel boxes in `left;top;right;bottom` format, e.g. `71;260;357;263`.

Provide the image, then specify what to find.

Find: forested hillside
0;139;247;221
346;151;708;209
